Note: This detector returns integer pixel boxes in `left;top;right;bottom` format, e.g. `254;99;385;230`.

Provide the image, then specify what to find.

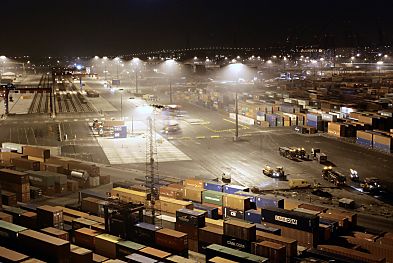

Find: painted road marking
196;136;206;139
223;118;250;129
211;135;220;139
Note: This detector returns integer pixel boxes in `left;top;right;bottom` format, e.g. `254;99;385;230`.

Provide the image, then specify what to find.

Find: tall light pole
161;59;177;105
103;56;108;81
119;88;124;120
377;61;383;84
131;58;141;94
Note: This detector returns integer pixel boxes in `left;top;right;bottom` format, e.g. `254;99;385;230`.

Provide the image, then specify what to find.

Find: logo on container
275;215;297;225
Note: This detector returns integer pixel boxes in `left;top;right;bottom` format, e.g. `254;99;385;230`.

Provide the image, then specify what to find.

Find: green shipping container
202;190;226;206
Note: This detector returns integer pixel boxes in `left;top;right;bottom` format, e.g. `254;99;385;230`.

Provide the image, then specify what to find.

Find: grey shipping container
205;244;268;263
176;208;206;228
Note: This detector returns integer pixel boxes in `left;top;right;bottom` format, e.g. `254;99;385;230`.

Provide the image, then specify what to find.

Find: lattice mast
145;116;161;225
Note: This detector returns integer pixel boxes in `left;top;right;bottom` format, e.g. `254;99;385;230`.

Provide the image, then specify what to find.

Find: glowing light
377;61;384;65
267;60;272;64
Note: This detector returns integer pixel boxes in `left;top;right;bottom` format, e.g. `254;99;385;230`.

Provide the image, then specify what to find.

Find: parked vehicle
322;167;346;186
316;152;328;164
262;165;285;178
349;169;359;182
279;147;296;160
311;148;320;160
361;177;382;193
290;147;308;159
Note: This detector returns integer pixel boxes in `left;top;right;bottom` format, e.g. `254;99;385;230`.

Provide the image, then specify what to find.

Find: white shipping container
257;115;266;121
229;113;255;125
321;113;337;122
298;99;309;106
2;142;24;153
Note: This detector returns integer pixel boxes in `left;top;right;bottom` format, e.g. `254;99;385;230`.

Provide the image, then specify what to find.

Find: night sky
1;0;392;56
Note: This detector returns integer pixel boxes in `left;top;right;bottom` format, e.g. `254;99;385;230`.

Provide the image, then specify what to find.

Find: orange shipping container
183;179;203;189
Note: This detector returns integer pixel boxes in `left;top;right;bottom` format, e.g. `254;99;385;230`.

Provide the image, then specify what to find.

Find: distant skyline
1;0;392;56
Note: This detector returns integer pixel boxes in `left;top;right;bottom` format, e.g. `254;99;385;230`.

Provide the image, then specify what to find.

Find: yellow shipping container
94;234;123;259
183;187;204;203
158;196;193;214
110;187;147;204
223;194;250;211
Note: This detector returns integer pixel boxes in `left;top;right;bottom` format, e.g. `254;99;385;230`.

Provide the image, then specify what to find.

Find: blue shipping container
245;209;262;224
193;202;219;219
356;138;372;147
256;195;284;209
204;181;224;192
307;113;321;121
373;142;391;153
223;185;249;195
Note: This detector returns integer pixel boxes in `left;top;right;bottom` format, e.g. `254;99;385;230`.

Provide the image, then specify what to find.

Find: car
129;96;135;100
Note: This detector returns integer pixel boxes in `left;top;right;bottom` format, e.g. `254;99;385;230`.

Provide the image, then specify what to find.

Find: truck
262;165;285;178
316;152;328;164
290;147;308;159
322;167;346;186
278;147;296;160
361;177;382;193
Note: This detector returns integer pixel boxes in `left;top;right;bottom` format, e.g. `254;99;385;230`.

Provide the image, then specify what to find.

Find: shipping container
255;230;297;259
317;244;385;263
223;207;245;220
0;246;30;262
193;202;219;219
125;253;157;263
36;205;63;229
245;209;262;224
157;197;193;214
70;244;93;263
256;195;284;209
208;256;239;263
74;227;101;250
224;220;256;241
0;220;27;247
138;246;171;261
41;226;69;240
22;146;50;159
11;158;40;171
298;203;327;213
183;178;203;189
166;255;196;263
203;190;226;206
223;194;250;211
234;191;258;207
205;244;268;263
18;229;70;263
205;218;224;229
133;223;162;246
94;233;123;259
255;223;281;235
116;240;146;260
204;181;225;192
0;211;13;223
261;207;319;233
110;187;147;204
252;241;286;263
263;221;318;248
199;226;223;250
203;202;223;217
183;187;204;203
222;235;252;252
155;228;188;255
223;185;249;195
81;197;106;216
175;222;198;240
159;186;183;200
176;208;206;228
